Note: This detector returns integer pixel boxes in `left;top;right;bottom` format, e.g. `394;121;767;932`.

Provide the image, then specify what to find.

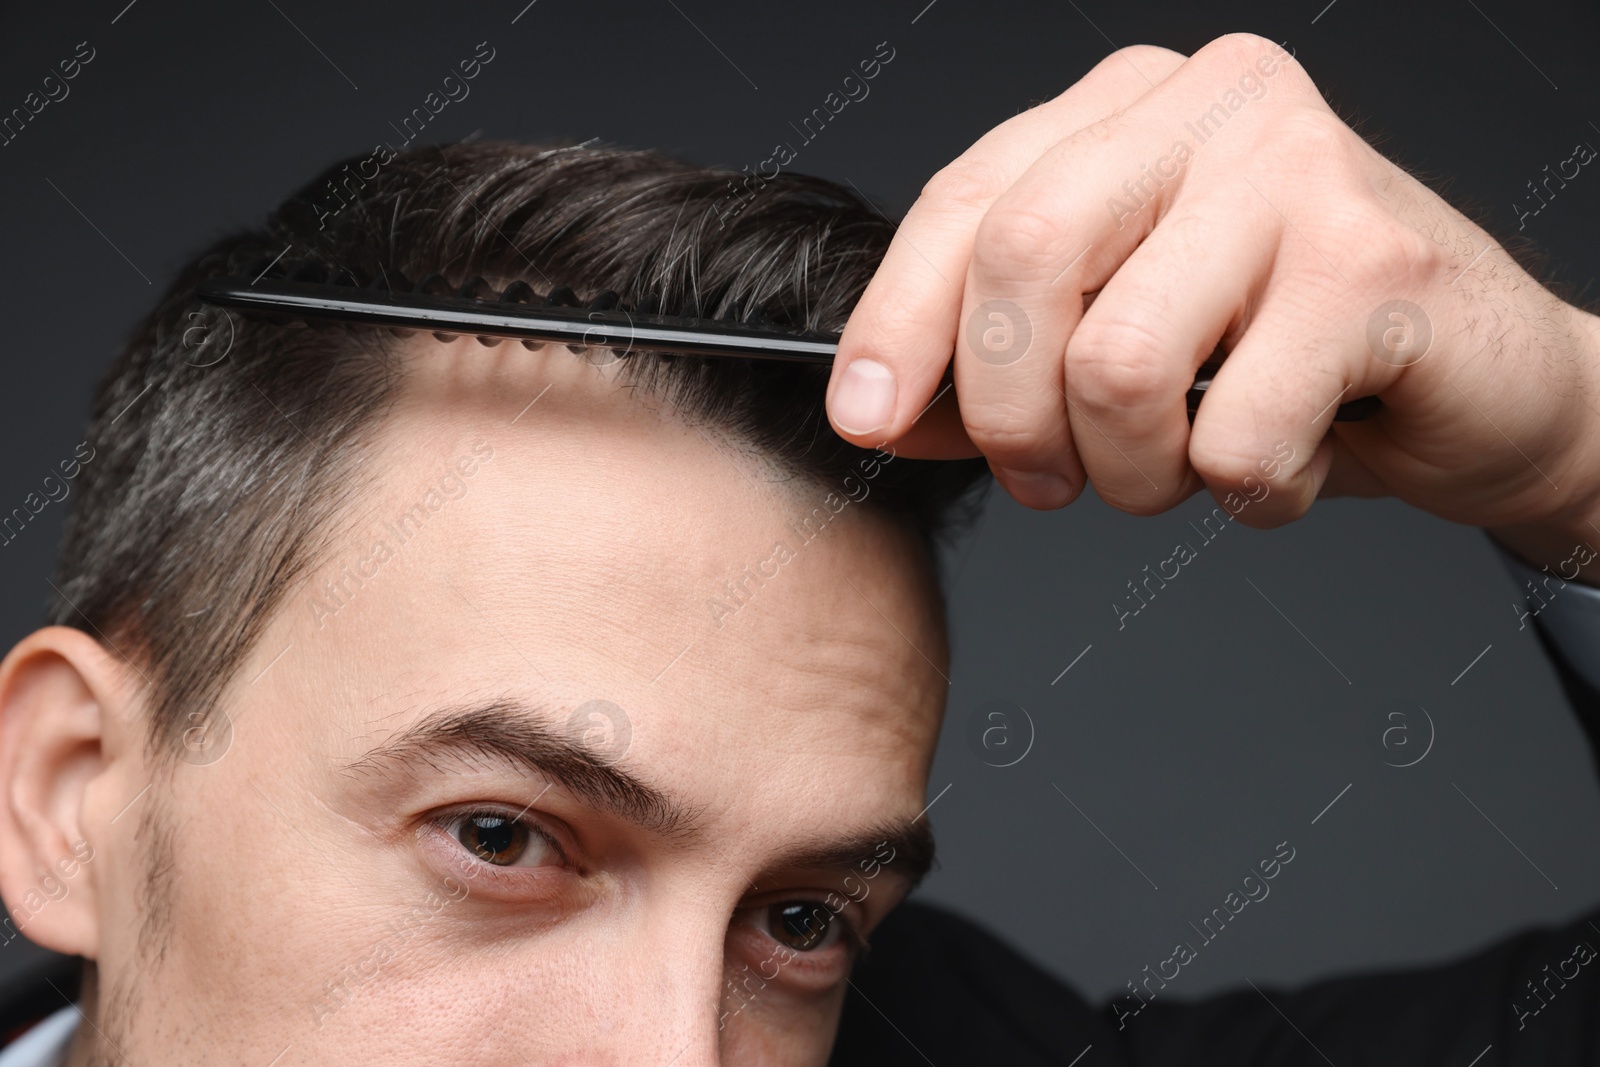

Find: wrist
1485;305;1600;584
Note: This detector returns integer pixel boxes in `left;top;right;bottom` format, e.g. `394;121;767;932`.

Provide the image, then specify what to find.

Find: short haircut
47;140;989;765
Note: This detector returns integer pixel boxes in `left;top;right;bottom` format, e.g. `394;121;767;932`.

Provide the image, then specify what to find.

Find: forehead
240;339;947;815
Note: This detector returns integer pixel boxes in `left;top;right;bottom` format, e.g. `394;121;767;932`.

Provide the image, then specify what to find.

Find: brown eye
768;902;840;952
457;813;530;866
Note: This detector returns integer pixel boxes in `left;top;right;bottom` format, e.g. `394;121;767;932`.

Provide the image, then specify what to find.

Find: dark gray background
3;0;1600;1006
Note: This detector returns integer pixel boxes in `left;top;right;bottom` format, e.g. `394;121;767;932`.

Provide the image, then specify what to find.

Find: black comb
194;265;1381;423
195;267;837;362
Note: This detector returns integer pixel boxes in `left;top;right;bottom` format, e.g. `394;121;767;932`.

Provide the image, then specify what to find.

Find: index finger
825;44;1188;455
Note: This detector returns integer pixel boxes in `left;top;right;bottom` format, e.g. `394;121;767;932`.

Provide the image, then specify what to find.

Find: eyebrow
344;700;695;838
763;822;938;891
344;699;938;885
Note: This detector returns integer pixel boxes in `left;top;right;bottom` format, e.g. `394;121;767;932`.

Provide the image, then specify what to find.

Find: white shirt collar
0;1005;78;1067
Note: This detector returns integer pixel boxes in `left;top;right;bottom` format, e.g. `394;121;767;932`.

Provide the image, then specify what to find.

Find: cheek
718;969;849;1065
165;781;395;1007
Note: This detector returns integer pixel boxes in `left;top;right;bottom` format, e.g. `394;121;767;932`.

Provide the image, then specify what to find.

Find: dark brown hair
46;140;988;763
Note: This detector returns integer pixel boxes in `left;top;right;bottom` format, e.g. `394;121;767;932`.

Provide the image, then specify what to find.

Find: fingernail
999;468;1076;508
831;358;897;434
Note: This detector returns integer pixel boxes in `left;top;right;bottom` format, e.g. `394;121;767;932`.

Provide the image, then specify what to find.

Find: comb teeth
240;259;609;350
236;258;795;343
456;279;501;346
500;280;536;304
195;257;846;367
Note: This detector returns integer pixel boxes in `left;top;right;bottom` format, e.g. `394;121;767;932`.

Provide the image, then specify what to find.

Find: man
0;32;1596;1067
0;132;991;1065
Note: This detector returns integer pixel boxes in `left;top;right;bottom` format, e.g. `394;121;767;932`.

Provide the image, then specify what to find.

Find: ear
0;626;139;959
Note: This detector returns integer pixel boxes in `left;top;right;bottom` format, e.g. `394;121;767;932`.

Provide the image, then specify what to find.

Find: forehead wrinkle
341;700;702;841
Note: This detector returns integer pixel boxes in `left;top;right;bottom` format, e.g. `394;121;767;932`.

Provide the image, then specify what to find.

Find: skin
825;34;1600;583
0;339;948;1066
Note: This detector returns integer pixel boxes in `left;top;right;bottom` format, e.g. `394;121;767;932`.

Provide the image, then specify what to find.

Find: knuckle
1114;43;1188;67
1198;31;1276;64
1344;212;1446;290
1270;106;1356;164
919;157;1012;213
961;400;1055;460
1189;443;1309;521
972;201;1074;279
1066;317;1178;413
1275;61;1317;98
850;287;934;360
1056;46;1186;117
1100;43;1188;84
1189;444;1261;489
1194;32;1316;96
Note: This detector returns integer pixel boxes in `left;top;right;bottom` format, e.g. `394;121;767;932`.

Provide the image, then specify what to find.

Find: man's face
78;343;948;1066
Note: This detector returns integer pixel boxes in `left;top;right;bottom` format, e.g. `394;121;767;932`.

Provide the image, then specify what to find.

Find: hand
824;34;1600;577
